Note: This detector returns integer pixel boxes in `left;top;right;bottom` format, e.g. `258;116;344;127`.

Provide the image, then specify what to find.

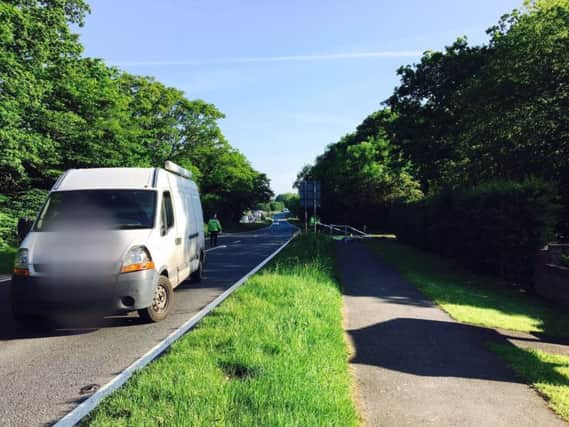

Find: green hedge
0;189;48;247
390;179;558;284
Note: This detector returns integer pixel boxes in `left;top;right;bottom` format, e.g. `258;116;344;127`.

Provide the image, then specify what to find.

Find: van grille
33;263;118;275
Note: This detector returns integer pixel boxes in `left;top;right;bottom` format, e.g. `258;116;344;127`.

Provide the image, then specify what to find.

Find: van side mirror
17;218;33;240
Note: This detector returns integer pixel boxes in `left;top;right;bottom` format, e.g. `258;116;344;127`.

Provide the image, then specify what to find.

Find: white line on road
55;231;299;427
204;245;227;253
0;278;10;283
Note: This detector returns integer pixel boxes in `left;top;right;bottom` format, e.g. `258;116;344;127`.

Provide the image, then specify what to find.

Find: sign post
299;181;321;232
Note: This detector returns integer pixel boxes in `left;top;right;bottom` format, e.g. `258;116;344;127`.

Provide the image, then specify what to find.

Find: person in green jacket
207;214;222;247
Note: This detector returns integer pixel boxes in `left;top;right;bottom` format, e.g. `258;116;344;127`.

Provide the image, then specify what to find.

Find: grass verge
365;239;569;337
84;234;358;426
489;343;569;421
0;246;16;274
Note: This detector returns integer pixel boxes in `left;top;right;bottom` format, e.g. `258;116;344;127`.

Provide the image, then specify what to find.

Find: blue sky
78;0;521;195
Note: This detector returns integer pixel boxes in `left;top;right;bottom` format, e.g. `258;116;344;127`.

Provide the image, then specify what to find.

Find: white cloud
111;51;423;67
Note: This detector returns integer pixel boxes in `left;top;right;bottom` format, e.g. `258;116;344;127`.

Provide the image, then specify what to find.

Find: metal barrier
317;222;368;237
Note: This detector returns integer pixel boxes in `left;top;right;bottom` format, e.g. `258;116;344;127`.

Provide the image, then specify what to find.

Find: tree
386;0;569;236
386;39;490;192
297;110;422;229
0;0;90;192
0;0;274;247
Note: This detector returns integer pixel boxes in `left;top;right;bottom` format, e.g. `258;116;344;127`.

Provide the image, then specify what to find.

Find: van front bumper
10;270;157;315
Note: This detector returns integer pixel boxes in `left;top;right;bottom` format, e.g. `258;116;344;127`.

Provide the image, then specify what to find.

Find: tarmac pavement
337;240;565;427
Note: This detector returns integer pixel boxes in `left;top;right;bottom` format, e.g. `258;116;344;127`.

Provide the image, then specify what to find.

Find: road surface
0;215;295;426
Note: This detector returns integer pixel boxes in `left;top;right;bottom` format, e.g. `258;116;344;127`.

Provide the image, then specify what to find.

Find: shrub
560;255;569;269
0;189;48;247
390;179;558;284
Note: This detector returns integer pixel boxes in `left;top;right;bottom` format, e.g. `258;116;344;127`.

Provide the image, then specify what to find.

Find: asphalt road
0;215;295;427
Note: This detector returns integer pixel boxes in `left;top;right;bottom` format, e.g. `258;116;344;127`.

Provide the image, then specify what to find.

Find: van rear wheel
139;276;173;322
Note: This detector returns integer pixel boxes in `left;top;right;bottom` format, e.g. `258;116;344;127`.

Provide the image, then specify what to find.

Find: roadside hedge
390;179;559;284
0;189;48;248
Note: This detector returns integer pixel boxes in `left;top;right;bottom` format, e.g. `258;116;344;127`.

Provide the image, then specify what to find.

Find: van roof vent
164;161;192;179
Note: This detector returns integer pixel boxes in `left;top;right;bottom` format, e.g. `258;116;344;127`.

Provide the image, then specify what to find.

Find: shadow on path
349;317;519;383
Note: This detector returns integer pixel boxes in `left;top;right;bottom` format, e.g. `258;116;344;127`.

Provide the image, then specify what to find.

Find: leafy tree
387;0;569;236
297;110;422;229
0;0;90;192
275;192;301;216
0;0;273;247
386;39;489;192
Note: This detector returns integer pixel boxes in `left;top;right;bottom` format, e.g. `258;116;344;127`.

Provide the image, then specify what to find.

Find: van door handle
175;237;182;245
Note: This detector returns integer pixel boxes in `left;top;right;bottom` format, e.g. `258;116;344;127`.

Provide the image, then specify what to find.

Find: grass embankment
366;238;569;422
490;343;569;421
85;234;358;426
365;239;569;336
0;246;16;274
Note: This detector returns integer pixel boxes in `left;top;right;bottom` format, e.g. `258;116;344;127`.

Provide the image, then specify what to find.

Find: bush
560;255;569;269
390;179;558;284
0;189;48;247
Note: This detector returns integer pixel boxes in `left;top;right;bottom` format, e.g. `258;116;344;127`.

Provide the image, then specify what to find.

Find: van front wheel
139;276;173;322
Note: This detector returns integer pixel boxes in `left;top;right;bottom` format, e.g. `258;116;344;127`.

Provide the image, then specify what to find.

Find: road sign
299;180;321;233
299;181;320;207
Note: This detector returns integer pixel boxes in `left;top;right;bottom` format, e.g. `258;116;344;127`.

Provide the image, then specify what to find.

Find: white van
11;161;205;323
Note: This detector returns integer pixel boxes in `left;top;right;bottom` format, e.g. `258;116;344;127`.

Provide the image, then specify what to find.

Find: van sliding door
167;175;192;283
160;191;181;285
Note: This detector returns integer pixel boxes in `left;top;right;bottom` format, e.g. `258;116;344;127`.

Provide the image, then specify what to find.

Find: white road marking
0;278;10;283
205;245;227;253
55;231;299;427
233;240;242;244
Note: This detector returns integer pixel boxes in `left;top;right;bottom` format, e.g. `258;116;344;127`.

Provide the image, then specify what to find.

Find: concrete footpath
337;241;565;427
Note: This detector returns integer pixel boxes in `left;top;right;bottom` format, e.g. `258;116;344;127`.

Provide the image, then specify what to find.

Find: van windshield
35;190;157;231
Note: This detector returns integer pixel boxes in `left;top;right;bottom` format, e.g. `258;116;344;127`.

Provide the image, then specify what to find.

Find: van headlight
13;248;30;276
120;246;155;274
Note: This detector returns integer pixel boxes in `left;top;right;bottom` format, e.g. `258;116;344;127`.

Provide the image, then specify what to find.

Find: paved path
337;241;564;427
0;218;295;427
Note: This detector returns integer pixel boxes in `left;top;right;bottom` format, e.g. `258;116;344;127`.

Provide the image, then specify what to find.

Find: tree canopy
387;0;569;235
0;0;272;245
297;110;422;229
299;0;569;237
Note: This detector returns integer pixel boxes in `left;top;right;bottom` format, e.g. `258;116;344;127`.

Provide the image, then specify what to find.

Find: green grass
84;234;358;427
365;239;569;337
490;343;569;421
0;246;16;274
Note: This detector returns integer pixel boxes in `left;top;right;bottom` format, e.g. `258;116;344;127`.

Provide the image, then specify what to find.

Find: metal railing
317;222;368;237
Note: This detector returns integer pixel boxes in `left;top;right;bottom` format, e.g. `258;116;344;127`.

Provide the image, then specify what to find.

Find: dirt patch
219;361;260;381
